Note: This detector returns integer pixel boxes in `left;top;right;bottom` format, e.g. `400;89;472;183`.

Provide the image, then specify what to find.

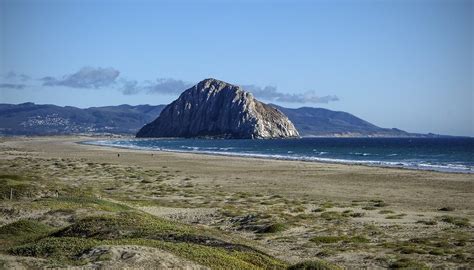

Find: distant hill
0;102;433;137
272;105;419;137
0;102;165;135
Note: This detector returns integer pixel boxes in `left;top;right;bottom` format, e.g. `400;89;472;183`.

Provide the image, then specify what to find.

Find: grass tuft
287;260;341;270
389;258;429;269
440;216;470;227
0;220;55;251
438;207;455;212
10;237;100;265
310;235;369;244
416;220;437;226
386;214;406;219
350;212;365;218
320;211;345;221
0;220;52;236
36;196;131;212
257;223;287;234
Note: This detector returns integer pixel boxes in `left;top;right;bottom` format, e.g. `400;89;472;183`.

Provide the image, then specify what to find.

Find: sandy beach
1;136;473;269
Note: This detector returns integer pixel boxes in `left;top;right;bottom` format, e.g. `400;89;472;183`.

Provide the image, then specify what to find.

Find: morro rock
136;78;299;139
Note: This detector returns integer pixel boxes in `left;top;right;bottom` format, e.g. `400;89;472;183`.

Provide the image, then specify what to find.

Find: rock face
136;78;299;139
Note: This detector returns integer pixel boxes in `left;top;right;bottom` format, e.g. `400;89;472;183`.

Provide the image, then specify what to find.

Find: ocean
85;137;474;173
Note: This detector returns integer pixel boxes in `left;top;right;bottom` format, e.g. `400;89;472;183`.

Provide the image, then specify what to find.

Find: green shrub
389;258;429;269
371;200;388;207
416;220;437;226
429;248;446;256
0;220;54;251
350;212;365;218
52;211;189;240
310;236;343;244
386;214;406;219
258;223;287;234
378;210;394;214
310;235;369;244
10;237;100;264
0;179;36;200
398;245;427;254
321;202;334;208
320;212;345;221
36;196;131;212
287;260;341;270
440;216;470;227
0;220;52;236
9;212;287;269
438;207;455;212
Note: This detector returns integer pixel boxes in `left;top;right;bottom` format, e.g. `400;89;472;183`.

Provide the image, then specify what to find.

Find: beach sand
0;136;473;268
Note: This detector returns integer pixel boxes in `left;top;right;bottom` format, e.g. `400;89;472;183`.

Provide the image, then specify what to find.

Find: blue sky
0;0;472;136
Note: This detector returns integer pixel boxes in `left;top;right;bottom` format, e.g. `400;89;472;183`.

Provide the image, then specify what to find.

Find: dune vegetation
0;137;472;268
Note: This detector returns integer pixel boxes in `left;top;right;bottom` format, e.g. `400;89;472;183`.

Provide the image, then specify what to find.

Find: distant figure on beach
117;153;120;157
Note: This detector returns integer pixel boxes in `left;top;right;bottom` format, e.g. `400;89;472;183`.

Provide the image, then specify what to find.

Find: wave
180;146;202;151
312;149;328;155
82;140;473;174
179;145;236;151
349;152;376;156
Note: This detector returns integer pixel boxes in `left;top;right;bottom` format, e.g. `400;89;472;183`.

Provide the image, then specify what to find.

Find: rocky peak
136;78;299;139
197;78;237;92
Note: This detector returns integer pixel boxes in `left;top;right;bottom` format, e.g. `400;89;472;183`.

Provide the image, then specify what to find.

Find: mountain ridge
0;102;449;137
271;104;420;137
0;102;165;135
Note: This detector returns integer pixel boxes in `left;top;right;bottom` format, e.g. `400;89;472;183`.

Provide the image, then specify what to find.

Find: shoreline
3;136;473;210
81;138;473;175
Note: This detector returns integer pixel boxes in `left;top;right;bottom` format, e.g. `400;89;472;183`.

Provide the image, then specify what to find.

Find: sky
0;0;472;136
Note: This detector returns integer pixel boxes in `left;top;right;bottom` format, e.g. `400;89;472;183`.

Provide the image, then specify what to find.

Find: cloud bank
118;78;193;96
144;78;193;95
42;67;120;88
3;71;31;82
0;83;26;89
242;85;339;104
0;71;31;90
1;67;339;105
33;67;191;95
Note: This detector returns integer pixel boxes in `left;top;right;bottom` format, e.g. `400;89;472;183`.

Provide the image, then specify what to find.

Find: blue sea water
85;137;474;173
